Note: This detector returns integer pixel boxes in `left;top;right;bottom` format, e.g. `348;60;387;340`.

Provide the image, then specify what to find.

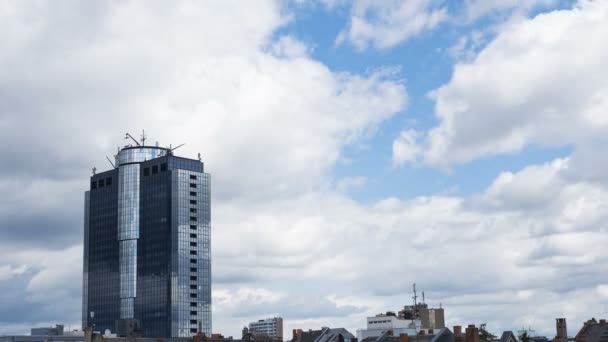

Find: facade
357;312;420;341
30;325;64;336
249;317;283;341
399;305;445;330
82;141;211;338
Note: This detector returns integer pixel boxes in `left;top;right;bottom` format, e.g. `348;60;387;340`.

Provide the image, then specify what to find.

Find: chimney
556;318;567;341
399;334;409;342
465;325;480;342
600;320;606;327
454;326;462;335
292;329;303;342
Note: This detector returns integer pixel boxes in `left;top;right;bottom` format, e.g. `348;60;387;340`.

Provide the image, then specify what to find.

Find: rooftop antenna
422;291;425;304
170;143;186;153
413;283;418;319
92;167;96;175
125;132;140;146
140;130;147;146
106;156;116;169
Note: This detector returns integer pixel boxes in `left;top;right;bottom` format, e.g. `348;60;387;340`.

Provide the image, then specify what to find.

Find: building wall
84;169;120;333
136;159;172;337
249;318;283;341
170;165;211;337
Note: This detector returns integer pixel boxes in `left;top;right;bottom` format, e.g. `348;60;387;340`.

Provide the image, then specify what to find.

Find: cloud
392;129;422;166
336;176;367;192
1;0;607;338
335;0;448;50
0;0;406;335
462;0;557;22
397;0;608;169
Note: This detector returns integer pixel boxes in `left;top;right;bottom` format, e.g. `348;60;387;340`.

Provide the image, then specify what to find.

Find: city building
30;325;64;336
573;318;608;342
248;317;283;341
399;305;445;330
82;134;211;338
291;327;356;342
554;318;568;342
357;312;419;341
360;327;454;342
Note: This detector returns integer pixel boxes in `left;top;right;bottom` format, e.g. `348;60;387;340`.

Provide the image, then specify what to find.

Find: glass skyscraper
82;141;211;337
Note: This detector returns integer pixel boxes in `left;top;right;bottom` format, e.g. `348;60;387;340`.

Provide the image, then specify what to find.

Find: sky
1;0;608;338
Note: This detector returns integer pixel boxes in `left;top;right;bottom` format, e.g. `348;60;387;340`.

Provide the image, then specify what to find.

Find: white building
356;313;420;341
249;317;283;341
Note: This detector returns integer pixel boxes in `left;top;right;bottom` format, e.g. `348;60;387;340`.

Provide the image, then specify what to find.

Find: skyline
1;0;607;338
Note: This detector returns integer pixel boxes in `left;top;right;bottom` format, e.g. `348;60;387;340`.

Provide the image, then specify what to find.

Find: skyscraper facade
82;139;211;338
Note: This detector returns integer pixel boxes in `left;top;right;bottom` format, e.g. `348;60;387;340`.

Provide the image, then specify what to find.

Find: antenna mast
106;156;116;169
413;283;418;319
422;291;425;304
140;130;147;146
125;132;140;146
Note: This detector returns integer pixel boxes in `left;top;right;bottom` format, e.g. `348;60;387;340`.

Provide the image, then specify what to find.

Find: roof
575;320;608;342
293;328;356;342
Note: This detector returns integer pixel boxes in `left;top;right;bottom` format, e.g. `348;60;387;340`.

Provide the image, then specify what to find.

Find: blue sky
1;0;607;339
281;0;575;201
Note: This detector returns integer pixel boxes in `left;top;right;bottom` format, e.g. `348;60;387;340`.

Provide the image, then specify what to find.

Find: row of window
143;163;168;176
91;177;113;189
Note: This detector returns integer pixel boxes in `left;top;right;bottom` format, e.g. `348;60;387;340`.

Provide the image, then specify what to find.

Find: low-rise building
249;317;283;342
574;318;608;342
291;327;356;342
357;312;420;341
31;325;65;336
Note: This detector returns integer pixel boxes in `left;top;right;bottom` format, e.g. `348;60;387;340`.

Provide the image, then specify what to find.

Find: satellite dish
104;329;111;336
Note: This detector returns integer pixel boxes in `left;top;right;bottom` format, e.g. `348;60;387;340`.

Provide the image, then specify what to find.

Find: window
91;181;97;189
190;258;197;264
190;200;197;205
190;233;197;238
143;167;150;176
190;311;197;316
190;267;197;272
190;175;197;180
190;276;197;281
152;165;158;174
190;242;197;247
191;328;198;333
190;293;197;298
190;183;197;188
190;285;197;290
190;320;197;324
190;191;197;196
190;216;197;221
98;179;105;187
190;225;197;230
190;302;197;307
190;251;197;255
106;177;112;186
190;208;197;213
160;163;167;171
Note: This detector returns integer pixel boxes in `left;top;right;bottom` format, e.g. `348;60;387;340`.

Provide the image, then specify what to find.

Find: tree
479;324;497;342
